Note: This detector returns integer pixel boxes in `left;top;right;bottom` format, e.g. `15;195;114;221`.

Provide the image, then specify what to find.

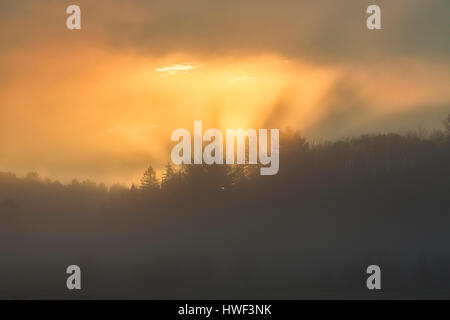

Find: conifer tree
140;165;160;191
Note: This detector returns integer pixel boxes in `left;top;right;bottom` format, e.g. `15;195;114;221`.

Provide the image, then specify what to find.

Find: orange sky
1;0;449;184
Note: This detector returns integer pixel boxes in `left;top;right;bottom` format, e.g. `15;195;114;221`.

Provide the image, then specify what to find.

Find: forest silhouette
0;115;449;299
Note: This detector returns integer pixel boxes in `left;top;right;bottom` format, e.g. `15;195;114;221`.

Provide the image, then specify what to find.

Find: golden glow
1;46;449;185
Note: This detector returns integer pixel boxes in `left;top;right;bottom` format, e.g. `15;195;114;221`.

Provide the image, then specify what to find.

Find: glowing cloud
155;63;202;76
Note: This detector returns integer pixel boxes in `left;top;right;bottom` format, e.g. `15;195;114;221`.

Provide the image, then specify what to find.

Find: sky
0;0;449;184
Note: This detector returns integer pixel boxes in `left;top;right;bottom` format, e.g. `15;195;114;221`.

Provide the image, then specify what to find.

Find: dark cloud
305;78;371;139
306;77;450;139
1;0;449;63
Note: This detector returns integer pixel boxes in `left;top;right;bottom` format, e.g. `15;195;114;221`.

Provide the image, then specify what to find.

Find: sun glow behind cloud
1;47;449;184
0;49;340;184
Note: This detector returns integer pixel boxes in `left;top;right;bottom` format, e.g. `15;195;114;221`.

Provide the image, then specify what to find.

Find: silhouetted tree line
0;115;449;299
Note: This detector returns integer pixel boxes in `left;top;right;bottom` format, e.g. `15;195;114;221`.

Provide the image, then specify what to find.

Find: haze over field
1;0;449;183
